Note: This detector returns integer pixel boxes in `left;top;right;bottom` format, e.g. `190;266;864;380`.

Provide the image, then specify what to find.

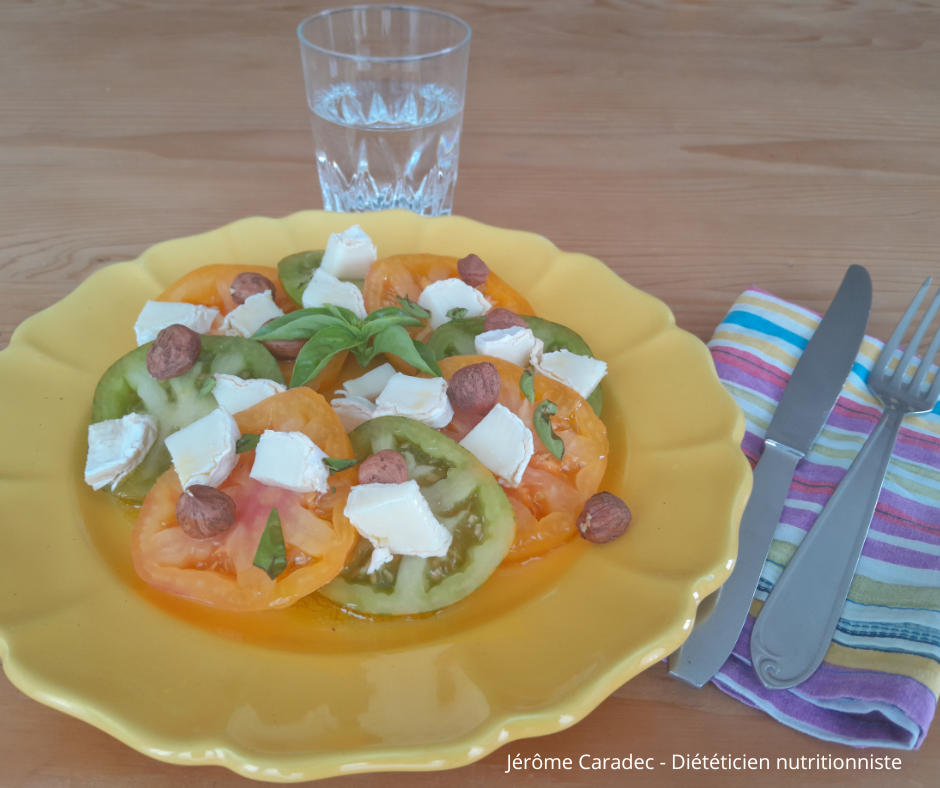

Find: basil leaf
235;433;261;454
396;295;430;320
277;250;324;307
324;457;357;473
533;400;565;460
520;369;535;403
290;325;361;388
252;311;347;341
446;307;468;320
253;507;288;580
359;314;424;339
413;339;443;378
372;326;442;377
364;305;413;322
198;376;216;398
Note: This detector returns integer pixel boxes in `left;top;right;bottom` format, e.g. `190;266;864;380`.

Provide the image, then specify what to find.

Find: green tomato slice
427;315;603;415
319;416;516;615
90;335;285;502
277;250;365;307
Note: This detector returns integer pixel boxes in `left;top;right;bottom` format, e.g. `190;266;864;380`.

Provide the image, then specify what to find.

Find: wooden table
2;1;939;785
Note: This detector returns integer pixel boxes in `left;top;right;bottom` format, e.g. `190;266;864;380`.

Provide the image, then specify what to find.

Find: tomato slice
364;254;533;330
319;416;516;615
132;388;358;612
156;264;345;393
438;356;609;562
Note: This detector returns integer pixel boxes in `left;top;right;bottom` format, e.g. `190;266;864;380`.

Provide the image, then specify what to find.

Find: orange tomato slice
438;356;609;562
365;254;533;317
155;264;345;392
131;388;357;611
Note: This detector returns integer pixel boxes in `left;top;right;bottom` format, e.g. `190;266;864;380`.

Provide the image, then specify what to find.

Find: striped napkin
708;287;940;750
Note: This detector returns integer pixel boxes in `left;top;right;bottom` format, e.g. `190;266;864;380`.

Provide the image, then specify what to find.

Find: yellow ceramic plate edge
0;210;751;782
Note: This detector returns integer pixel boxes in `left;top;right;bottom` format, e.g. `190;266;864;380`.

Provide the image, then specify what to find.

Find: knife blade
668;264;872;688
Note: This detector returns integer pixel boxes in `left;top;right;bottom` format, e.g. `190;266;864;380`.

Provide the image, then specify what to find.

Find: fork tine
910;299;940;395
896;284;940;391
873;278;932;384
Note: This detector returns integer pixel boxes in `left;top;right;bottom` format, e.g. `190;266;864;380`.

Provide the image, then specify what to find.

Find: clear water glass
298;7;471;217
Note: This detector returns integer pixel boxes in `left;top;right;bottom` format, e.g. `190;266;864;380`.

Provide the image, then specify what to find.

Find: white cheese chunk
344;481;452;565
337;363;396;402
319;225;377;279
301;268;367;319
367;546;394;574
531;347;608;399
474;326;538;368
331;396;376;432
212;374;286;415
84;413;158;490
372;373;454;429
459;403;533;487
249;430;331;494
417;278;491;330
220;291;284;338
134;301;219;346
165;408;240;489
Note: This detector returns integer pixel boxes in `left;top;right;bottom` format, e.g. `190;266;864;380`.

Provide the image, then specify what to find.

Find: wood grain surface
2;0;940;785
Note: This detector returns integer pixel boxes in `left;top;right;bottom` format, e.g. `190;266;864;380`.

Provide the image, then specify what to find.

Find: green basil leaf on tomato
427;315;604;415
319;416;516;615
90;335;285;502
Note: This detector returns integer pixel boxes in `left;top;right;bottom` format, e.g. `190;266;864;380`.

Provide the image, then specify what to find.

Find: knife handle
668;440;801;688
750;409;903;689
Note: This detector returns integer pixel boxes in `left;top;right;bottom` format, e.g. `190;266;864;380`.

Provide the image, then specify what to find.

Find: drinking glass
298;6;471;216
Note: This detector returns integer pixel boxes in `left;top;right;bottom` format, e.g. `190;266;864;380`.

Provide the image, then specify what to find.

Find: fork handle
749;408;904;689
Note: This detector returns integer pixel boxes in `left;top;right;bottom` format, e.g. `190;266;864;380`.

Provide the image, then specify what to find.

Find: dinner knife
668;265;872;688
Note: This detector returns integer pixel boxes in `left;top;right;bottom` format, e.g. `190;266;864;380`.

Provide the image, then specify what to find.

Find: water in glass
311;80;463;216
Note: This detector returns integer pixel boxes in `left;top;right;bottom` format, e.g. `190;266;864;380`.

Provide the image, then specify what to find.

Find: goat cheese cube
220;291;284;338
165;408;240;489
337;363;396;401
344;480;452;567
372;373;454;429
134;301;219;345
474;326;538;367
459;404;533;487
531;347;607;399
319;225;377;279
417;279;491;330
84;413;158;490
331;396;376;432
249;430;331;494
366;546;394;574
301;268;367;319
212;374;286;415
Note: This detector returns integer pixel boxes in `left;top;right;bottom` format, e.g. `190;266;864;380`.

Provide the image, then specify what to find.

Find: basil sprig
519;369;535;403
324;457;357;473
253;507;288;580
235;433;262;454
533;400;565;460
253;304;441;387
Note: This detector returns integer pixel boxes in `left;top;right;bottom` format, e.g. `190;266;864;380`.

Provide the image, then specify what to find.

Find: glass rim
297;5;471;63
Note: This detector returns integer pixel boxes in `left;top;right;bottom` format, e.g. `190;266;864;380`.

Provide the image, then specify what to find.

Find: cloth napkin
708;286;940;749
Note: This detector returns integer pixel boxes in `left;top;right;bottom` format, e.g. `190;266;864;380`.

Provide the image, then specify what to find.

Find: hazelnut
359;450;409;484
176;485;237;539
262;339;307;360
448;362;501;416
577;492;631;544
146;324;202;379
231;272;276;305
457;254;489;288
483;308;528;332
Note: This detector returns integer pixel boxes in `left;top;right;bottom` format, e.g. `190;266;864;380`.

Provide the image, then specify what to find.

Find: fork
749;278;940;690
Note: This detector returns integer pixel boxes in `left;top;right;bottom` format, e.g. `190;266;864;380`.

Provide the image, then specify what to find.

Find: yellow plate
0;211;750;782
